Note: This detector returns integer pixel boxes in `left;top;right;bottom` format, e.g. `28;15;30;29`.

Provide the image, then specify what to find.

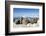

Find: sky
13;8;39;18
